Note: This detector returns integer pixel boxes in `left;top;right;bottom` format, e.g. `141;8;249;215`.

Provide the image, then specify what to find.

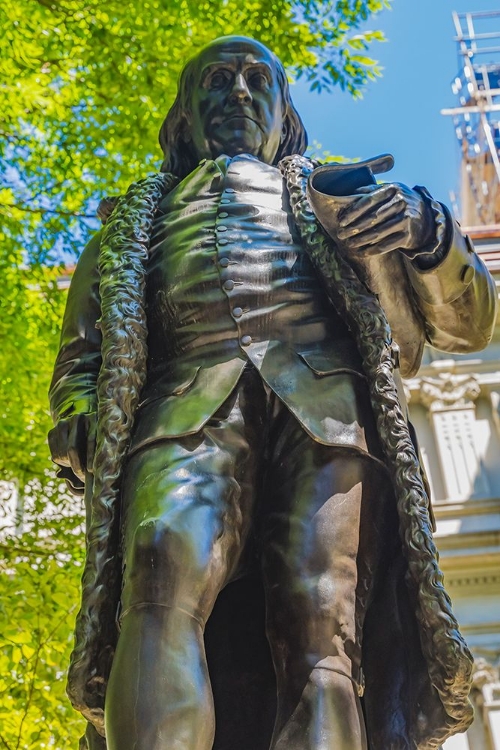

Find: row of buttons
216;188;252;347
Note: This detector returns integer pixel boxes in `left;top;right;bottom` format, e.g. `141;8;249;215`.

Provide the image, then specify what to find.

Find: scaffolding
442;11;500;229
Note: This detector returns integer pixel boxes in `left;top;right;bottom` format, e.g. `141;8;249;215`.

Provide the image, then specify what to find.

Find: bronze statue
48;36;497;750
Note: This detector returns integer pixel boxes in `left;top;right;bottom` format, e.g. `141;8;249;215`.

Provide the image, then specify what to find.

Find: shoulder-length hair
158;42;308;177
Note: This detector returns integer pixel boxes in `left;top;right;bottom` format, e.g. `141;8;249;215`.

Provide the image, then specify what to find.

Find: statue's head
159;36;308;176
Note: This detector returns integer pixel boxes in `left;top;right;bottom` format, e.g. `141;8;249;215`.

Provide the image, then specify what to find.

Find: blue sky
292;0;500;215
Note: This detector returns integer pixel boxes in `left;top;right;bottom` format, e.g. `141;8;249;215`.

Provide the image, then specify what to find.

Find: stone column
469;660;500;750
443;660;500;749
419;374;488;500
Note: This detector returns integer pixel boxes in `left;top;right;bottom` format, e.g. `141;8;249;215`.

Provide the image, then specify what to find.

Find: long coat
50;157;495;450
49;156;497;749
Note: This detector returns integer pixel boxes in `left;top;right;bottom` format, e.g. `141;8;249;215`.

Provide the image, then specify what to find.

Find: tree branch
30;0;70;15
0;131;24;143
1;203;94;218
41;603;78;646
0;543;66;558
15;615;41;750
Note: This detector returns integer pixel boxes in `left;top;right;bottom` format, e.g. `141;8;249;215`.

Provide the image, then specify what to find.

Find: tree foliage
0;254;87;748
1;0;389;262
0;0;390;746
0;478;85;749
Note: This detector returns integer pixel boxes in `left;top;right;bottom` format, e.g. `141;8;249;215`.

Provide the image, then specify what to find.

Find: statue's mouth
224;115;259;126
213;112;263;132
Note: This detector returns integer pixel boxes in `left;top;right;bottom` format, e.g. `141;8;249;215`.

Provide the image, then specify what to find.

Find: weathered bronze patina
48;36;498;750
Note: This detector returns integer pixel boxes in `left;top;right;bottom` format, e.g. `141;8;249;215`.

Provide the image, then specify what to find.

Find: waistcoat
130;155;379;456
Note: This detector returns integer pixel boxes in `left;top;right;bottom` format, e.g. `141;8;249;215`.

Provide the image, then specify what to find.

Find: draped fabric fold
279;154;473;749
66;172;179;737
67;162;473;749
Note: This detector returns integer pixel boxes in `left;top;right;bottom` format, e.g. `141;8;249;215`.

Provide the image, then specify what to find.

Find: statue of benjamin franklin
48;35;497;750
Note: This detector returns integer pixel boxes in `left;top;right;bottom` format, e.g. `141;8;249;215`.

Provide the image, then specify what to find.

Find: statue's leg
261;416;399;750
205;575;277;750
79;723;107;750
105;383;262;750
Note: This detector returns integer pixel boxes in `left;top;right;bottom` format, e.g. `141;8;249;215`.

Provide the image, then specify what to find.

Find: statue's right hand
48;413;97;481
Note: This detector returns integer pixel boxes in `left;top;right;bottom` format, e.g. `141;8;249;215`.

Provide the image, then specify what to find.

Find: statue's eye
249;72;269;90
209;71;230;89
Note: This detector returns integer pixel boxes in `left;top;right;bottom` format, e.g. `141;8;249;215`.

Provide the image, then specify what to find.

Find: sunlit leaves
0;478;86;747
0;0;390;745
0;0;390;264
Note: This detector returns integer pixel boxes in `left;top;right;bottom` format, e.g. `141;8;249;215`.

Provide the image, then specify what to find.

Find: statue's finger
48;422;70;466
338;213;405;246
338;184;397;227
67;416;88;481
337;199;405;240
356;230;407;256
354;185;380;194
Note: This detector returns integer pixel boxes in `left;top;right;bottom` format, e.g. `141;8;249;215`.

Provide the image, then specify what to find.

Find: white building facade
407;237;500;750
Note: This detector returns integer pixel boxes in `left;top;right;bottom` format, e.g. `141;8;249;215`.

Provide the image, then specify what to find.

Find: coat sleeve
49;230;103;424
404;214;497;354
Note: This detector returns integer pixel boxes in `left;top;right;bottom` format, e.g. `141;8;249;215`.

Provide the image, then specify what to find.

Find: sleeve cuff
402;187;450;269
404;217;477;306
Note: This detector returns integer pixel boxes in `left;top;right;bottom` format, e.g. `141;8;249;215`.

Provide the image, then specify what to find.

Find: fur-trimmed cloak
51;157;496;749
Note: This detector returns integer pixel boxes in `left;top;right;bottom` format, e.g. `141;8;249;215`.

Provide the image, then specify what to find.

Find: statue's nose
229;73;252;104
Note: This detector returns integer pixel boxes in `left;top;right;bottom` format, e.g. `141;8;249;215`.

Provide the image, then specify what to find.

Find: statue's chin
210;122;264;159
223;144;260;157
202;126;278;164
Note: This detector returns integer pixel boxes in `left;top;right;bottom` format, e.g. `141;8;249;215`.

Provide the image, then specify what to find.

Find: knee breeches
119;365;398;690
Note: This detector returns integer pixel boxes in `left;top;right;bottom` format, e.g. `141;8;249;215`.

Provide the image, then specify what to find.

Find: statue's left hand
335;183;435;257
48;413;96;482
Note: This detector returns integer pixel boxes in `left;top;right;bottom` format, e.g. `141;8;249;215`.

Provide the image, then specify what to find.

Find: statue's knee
269;567;359;657
309;661;354;689
131;512;204;577
284;567;353;612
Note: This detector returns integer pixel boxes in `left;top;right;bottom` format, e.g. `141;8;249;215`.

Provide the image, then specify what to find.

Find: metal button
219;257;229;267
460;264;475;284
232;307;243;318
198;158;207;166
223;279;234;291
217;225;228;232
218;212;229;218
224;188;235;193
220;198;231;205
218;238;229;245
240;334;252;346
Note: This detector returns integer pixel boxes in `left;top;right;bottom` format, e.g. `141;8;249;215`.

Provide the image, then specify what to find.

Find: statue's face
186;38;285;164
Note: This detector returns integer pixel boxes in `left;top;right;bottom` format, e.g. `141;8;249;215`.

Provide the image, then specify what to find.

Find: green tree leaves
1;0;390;265
0;477;87;748
0;0;390;745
